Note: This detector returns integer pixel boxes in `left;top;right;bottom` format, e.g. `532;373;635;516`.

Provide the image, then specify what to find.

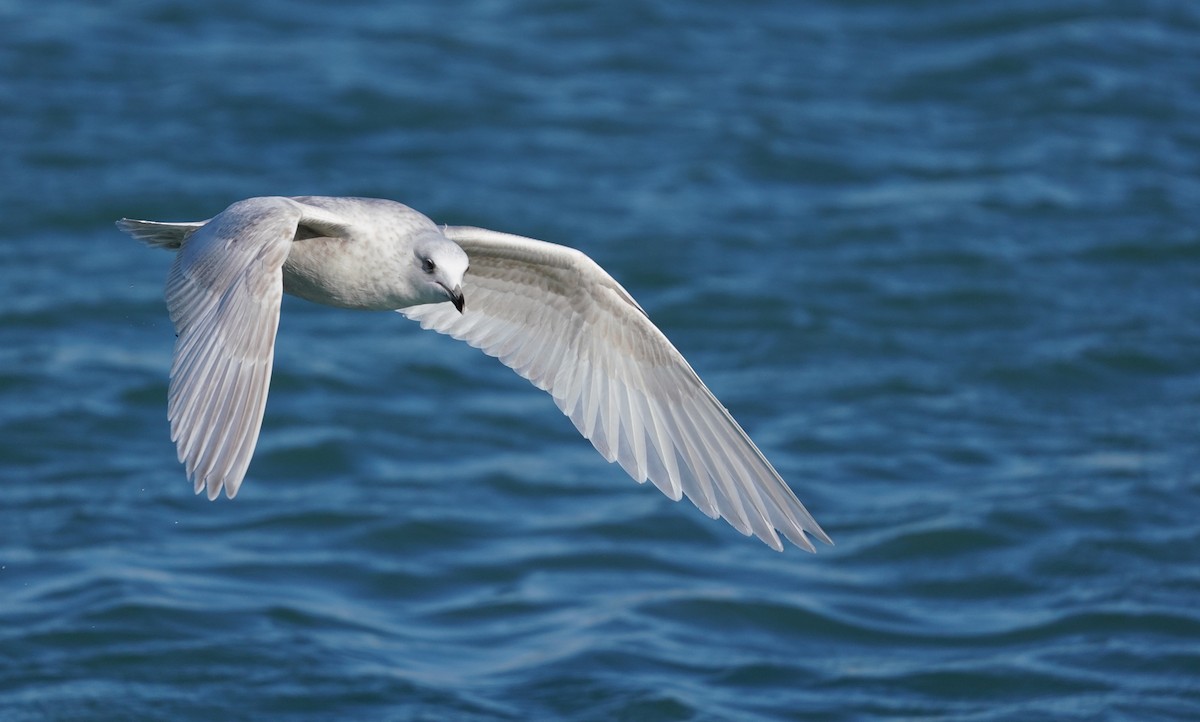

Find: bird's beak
447;285;465;313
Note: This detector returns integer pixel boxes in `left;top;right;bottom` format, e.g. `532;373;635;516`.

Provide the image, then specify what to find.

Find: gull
119;196;831;552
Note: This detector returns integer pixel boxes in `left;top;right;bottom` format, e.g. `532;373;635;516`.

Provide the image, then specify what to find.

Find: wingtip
797;525;835;553
776;522;833;553
805;518;835;549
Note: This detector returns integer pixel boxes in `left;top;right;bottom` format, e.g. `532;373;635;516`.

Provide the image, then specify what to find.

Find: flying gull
119;196;831;551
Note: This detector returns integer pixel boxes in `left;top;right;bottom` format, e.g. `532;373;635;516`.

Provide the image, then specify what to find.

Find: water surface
2;1;1199;719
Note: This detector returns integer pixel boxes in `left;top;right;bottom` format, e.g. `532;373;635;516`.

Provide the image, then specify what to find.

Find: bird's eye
422;257;436;273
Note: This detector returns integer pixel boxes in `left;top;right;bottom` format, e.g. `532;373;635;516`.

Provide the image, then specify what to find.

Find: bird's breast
281;237;412;311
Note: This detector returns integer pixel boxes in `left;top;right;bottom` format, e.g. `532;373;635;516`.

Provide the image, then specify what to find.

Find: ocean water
3;0;1200;719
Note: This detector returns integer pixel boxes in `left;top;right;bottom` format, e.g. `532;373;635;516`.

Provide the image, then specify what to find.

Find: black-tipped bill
447;286;465;313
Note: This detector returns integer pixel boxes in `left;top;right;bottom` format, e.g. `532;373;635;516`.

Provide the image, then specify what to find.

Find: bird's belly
281;238;406;311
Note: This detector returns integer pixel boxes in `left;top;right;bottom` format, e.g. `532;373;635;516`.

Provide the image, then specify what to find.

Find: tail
116;218;207;250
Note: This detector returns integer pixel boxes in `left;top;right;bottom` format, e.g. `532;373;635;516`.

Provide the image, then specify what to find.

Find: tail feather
117;219;206;249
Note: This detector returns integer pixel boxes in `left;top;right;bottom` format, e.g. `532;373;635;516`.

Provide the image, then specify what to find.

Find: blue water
4;1;1200;719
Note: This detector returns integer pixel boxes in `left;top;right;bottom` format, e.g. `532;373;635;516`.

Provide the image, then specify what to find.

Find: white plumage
120;196;831;552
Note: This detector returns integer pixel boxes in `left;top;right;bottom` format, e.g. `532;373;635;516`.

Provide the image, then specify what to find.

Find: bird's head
412;233;469;313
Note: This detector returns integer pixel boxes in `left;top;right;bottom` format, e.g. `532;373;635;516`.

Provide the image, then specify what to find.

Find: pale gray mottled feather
401;226;831;552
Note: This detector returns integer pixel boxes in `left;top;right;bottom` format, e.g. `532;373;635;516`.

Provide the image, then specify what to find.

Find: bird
119;195;831;552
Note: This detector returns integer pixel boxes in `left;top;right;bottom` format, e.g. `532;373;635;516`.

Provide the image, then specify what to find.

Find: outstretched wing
401;226;831;551
131;197;317;499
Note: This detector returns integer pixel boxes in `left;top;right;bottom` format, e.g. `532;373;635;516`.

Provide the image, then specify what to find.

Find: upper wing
400;226;831;552
152;197;313;499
